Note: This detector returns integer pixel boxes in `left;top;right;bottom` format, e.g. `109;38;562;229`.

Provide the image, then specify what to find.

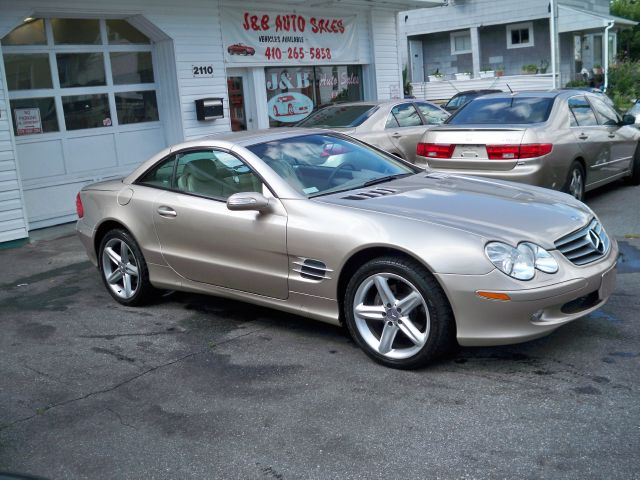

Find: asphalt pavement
0;181;639;480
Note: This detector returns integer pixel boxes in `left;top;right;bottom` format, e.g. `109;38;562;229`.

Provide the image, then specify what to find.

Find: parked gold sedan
417;90;640;200
77;129;617;369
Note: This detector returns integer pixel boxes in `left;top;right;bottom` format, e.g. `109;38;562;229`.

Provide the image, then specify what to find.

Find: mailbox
195;97;224;121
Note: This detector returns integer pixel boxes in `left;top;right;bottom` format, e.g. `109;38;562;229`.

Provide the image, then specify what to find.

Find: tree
611;0;640;61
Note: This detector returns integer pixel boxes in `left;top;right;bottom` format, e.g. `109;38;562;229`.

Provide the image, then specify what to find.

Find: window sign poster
223;9;358;64
14;107;42;135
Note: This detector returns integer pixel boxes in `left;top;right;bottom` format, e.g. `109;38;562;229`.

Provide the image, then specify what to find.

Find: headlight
485;242;558;280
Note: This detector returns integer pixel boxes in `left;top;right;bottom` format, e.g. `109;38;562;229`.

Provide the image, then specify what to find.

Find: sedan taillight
486;144;553;160
417;143;455;159
76;192;84;218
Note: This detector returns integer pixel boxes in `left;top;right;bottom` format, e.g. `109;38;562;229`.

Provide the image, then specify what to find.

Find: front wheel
343;256;455;369
563;161;585;201
99;229;155;306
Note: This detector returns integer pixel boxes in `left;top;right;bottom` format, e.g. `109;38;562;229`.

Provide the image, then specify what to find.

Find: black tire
626;145;640;186
343;255;455;369
563;161;585;201
98;228;156;306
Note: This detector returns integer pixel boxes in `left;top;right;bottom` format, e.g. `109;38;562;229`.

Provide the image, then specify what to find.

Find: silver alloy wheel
353;273;430;360
101;238;140;299
569;168;583;199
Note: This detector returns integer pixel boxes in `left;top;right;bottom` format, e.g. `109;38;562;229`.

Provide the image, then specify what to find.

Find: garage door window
2;18;160;136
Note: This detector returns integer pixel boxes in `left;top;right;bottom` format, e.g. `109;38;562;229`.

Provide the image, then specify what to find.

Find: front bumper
435;239;618;346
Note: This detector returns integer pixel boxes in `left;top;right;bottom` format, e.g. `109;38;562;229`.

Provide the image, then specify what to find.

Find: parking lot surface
1;182;639;480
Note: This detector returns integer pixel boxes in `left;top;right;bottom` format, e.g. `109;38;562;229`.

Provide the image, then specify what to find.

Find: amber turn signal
476;291;511;301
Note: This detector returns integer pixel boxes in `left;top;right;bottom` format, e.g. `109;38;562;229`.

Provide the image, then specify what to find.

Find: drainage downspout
603;20;615;92
549;0;558;88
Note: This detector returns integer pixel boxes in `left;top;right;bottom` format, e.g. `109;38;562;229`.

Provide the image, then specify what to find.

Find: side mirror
226;192;270;212
621;114;636;126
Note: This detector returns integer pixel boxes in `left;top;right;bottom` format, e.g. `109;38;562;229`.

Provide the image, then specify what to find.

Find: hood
316;173;592;249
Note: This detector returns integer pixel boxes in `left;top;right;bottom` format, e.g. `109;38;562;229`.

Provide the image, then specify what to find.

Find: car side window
386;103;422;128
415;102;449;124
568;96;598;127
589;97;621;126
174;150;263;200
138;155;177;188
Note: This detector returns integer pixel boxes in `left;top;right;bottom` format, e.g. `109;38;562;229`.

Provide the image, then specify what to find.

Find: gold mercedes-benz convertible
76;129;617;369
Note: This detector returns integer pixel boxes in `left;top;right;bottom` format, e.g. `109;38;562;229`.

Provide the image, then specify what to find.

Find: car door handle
578;134;589;140
157;206;177;218
391;132;403;138
608;133;616;138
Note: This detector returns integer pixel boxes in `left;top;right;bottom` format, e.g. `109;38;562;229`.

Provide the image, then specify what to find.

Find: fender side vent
342;188;397;200
292;258;333;281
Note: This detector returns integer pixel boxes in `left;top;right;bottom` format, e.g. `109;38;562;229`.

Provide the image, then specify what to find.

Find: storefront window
57;53;106;88
62;94;111;130
2;18;159;135
52;19;101;45
9;97;59;136
3;54;53;91
265;65;362;127
107;20;151;45
110;52;154;84
115;91;159;125
2;19;46;46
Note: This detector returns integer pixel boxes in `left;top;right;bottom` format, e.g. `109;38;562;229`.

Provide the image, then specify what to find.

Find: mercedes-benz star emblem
587;229;604;254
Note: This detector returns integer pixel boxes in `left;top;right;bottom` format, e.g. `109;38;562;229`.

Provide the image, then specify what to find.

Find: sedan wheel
564;162;585;201
99;229;155;306
344;256;454;369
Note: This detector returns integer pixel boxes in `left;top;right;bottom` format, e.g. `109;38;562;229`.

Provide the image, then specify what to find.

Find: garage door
1;18;166;229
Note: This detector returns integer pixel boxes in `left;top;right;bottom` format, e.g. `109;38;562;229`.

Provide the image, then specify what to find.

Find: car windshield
297;105;378;128
246;133;417;197
447;96;555;124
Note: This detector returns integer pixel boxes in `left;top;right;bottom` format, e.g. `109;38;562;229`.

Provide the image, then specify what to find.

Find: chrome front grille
555;219;610;266
292;258;333;281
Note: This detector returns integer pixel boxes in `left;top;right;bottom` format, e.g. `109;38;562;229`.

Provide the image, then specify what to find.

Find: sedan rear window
297;105;378;128
448;97;555;124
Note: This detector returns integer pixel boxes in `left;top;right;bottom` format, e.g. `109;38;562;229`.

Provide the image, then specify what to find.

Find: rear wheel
626;145;640;185
563;161;585;201
343;256;455;369
99;229;155;306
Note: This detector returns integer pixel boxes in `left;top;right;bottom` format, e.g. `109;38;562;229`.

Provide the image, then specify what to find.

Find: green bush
607;61;640;111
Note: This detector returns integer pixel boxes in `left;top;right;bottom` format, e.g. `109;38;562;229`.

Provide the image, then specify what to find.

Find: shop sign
267;91;314;123
14;108;42;135
223;9;358;64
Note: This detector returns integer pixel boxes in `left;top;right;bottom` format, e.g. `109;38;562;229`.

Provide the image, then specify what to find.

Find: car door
385;103;427;162
588;95;636;179
568;95;610;186
148;148;289;300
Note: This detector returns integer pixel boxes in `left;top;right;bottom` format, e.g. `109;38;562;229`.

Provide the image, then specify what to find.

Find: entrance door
226;68;256;131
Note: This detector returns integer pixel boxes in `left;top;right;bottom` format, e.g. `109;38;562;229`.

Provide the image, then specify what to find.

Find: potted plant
522;64;539;74
495;65;505;77
454;71;472;80
593;64;603;75
428;69;445;82
479;66;495;78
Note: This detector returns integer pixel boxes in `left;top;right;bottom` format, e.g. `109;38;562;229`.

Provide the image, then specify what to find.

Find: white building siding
402;0;549;36
0;40;28;243
370;10;403;100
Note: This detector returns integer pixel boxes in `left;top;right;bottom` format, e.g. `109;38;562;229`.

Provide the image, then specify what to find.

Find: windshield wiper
362;172;414;188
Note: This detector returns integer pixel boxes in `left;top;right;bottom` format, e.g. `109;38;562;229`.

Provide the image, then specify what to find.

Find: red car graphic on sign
272;95;310;117
227;43;256;56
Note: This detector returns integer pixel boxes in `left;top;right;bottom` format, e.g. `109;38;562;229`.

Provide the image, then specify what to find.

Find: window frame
2;17;159;138
506;22;534;49
450;30;472;55
135;147;270;202
568;95;599;128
